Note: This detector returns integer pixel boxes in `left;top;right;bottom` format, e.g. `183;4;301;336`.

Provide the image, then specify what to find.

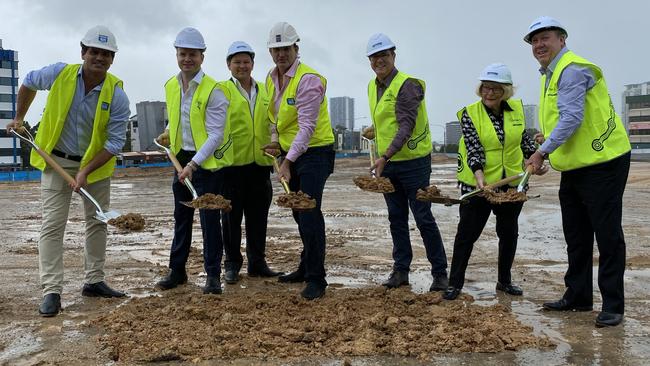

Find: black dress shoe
543;298;592;312
203;276;222;294
301;282;326;300
278;270;305;283
429;273;449;292
595;311;623;327
382;271;409;288
248;264;283;277
156;269;188;290
39;293;61;317
224;269;240;284
496;282;523;296
82;281;126;298
443;287;461;300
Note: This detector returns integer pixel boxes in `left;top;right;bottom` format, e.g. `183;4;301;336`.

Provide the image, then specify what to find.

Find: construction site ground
1;155;649;365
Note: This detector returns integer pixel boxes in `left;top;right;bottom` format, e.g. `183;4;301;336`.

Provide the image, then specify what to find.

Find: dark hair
80;43;115;58
226;52;255;65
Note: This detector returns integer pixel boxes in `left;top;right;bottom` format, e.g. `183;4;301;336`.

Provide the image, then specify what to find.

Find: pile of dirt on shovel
92;287;553;363
482;188;527;204
416;185;454;203
276;191;316;210
107;213;145;231
186;193;232;210
353;176;395;193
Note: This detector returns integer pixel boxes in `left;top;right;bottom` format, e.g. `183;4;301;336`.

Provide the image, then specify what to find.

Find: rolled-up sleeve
104;86;131;155
23;62;66;91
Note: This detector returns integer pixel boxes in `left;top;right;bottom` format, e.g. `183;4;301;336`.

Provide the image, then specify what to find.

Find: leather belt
52;149;82;162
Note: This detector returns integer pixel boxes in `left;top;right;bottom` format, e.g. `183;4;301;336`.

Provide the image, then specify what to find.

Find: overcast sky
2;0;648;142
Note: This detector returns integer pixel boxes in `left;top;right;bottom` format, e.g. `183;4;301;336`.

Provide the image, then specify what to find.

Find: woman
443;63;542;300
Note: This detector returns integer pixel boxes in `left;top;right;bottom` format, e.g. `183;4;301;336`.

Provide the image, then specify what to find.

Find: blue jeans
168;151;224;277
286;145;335;286
381;154;447;275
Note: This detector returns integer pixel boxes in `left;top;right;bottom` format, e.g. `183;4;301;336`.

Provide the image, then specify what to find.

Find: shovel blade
425;196;466;206
180;200;222;211
95;209;121;223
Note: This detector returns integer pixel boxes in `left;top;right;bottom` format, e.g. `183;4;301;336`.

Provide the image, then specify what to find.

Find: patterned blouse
458;101;537;194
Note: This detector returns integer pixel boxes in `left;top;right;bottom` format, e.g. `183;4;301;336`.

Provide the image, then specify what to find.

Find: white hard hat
478;63;512;84
366;33;395;56
174;27;206;50
81;25;118;52
267;22;300;48
524;16;568;44
227;41;255;59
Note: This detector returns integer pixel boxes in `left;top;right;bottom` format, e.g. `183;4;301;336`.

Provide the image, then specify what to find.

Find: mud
107;212;146;231
1;156;649;365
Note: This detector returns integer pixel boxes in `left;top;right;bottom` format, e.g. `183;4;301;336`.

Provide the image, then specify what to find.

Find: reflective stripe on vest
31;64;122;183
221;79;273;166
456;99;525;186
539;51;631;171
368;71;432;161
265;63;334;152
165;74;233;170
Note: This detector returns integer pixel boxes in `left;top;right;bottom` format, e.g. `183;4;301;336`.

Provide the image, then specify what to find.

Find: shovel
264;151;315;211
459;170;528;201
11;129;120;223
517;165;534;192
153;138;203;209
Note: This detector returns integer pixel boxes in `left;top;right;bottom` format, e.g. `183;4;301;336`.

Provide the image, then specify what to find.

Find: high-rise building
622;81;650;149
330;96;355;130
133;101;167;151
0;39;19;165
445;120;461;145
523;104;538;130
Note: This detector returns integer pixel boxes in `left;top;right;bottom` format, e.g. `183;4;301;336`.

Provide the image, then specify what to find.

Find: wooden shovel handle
264;151;291;193
484;170;526;190
167;151;185;174
33;148;77;186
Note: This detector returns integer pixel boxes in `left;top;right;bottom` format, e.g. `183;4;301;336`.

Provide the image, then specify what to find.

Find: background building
330;96;355;130
132;101;167;151
444;120;461;146
0;39;19;166
622;82;650;149
523;104;538;130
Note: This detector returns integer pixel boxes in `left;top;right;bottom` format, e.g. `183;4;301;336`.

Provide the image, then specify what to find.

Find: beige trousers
39;155;110;295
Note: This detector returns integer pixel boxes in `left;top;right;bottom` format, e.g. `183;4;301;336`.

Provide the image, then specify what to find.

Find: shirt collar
232;76;257;89
77;66;104;92
176;69;204;85
272;57;300;79
375;68;398;88
539;47;569;75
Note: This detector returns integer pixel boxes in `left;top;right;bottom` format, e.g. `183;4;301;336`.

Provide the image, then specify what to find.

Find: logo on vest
286;98;296;106
101;102;110;110
214;135;233;159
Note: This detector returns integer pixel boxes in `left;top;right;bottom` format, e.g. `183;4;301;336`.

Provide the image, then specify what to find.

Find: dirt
353;175;395;193
276;191;317;210
1;156;649;365
482;188;528;204
185;193;232;211
107;212;146;231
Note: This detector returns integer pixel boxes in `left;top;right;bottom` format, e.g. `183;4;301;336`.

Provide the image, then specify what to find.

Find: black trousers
448;195;523;289
558;152;630;314
221;164;273;272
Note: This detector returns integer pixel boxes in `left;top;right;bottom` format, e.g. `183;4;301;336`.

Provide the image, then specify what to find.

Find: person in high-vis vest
364;33;448;292
155;27;230;295
261;22;335;300
220;41;281;284
524;17;631;327
443;64;540;301
5;26;130;317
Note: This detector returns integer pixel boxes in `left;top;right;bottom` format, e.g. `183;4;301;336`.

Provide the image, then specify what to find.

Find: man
220;41;281;284
5;26;129;317
363;33;448;292
262;22;335;300
155;27;230;294
524;16;631;327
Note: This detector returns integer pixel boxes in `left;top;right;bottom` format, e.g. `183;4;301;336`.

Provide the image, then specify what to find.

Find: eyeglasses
480;85;504;95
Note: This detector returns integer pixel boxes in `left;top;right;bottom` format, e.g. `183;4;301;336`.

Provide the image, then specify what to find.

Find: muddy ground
1;156;649;365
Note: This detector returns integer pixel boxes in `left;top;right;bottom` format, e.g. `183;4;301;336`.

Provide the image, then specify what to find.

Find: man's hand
178;165;193;184
370;156;388;177
526;150;546;175
362;125;375;140
533;132;545;145
278;158;291;182
262;142;281;158
156;129;170;146
473;170;486;189
72;170;89;192
6;119;24;133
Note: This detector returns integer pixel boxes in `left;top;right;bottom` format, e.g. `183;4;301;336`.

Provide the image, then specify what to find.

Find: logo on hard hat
530;21;542;30
275;35;281;42
487;72;498;76
237;45;246;49
98;35;108;43
372;42;383;48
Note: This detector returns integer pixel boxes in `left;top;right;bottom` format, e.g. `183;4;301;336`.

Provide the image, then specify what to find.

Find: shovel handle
264;151;291;193
484;171;526;190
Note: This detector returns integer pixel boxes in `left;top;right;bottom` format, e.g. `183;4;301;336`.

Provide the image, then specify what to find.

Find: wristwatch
381;154;390;162
186;160;198;171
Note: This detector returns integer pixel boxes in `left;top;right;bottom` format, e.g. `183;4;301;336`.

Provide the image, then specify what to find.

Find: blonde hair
475;82;516;101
